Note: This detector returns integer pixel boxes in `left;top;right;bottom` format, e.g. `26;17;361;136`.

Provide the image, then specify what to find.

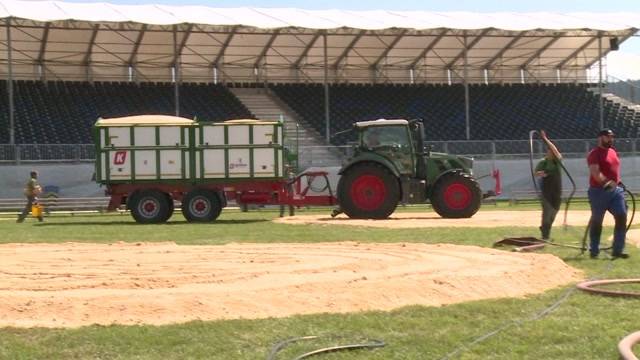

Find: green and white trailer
94;115;335;223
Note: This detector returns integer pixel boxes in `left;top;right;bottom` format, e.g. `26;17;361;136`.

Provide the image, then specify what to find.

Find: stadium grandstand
1;1;639;165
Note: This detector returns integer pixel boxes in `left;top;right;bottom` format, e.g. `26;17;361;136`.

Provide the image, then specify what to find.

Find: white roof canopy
0;0;637;83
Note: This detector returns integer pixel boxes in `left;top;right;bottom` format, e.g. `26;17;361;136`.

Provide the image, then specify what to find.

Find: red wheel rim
350;174;387;211
443;183;472;210
195;200;207;212
190;196;210;216
139;198;159;217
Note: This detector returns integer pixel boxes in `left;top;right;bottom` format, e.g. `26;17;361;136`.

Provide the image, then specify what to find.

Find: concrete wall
0;164;102;199
2;156;639;200
479;156;640;199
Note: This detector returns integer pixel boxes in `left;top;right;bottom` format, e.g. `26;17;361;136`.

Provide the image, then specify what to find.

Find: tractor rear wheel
431;172;481;218
182;189;222;222
337;163;400;219
129;190;171;224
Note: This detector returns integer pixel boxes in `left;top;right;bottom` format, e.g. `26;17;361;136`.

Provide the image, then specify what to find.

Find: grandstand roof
0;0;638;83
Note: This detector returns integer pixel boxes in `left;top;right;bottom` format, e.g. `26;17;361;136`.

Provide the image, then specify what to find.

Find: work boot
611;253;630;259
38;217;44;222
16;216;24;223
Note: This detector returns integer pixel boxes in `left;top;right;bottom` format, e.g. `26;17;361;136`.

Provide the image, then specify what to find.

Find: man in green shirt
17;170;43;223
535;131;563;240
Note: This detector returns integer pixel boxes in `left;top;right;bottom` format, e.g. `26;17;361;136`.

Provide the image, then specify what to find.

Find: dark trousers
19;195;41;221
588;186;627;256
540;189;561;239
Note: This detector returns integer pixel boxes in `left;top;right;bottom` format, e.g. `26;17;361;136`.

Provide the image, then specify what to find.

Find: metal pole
491;141;497;175
173;25;180;117
598;33;603;129
6;18;15;145
463;31;470;140
323;31;330;142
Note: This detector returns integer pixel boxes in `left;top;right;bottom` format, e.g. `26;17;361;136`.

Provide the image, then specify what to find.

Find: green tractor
335;119;482;219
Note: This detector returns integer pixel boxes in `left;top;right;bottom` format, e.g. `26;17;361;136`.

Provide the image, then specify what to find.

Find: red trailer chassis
106;171;336;219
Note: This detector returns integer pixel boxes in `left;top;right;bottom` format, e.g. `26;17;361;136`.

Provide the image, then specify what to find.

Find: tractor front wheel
431;172;481;218
337;163;400;219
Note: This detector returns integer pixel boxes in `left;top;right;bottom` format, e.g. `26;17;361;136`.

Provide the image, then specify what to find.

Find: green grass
0;207;638;359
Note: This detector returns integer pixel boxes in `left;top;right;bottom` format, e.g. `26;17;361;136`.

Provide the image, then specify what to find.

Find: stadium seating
0;80;8;143
2;80;254;144
2;81;639;145
271;83;640;145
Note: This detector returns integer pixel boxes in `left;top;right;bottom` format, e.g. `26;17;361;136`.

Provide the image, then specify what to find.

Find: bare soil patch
624;229;640;247
275;210;615;228
0;242;581;328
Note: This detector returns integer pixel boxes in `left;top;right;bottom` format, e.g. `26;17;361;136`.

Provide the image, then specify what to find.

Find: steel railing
0;139;638;166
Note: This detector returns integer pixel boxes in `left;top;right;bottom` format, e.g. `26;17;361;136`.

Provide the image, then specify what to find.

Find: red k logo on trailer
113;151;127;165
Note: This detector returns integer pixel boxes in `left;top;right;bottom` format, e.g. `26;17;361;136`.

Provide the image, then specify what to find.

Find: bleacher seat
271;83;640;145
2;81;639;145
0;81;254;144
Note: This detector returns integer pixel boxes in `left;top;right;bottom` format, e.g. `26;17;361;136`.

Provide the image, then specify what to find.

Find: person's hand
603;180;616;192
540;130;548;140
535;170;546;177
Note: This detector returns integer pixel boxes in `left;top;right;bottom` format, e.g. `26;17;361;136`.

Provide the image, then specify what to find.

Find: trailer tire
431;172;481;218
162;194;175;222
338;163;399;219
182;189;222;222
129;190;171;224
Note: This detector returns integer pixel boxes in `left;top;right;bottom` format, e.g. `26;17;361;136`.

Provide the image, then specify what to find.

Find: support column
6;18;15;145
598;33;603;129
463;31;470;140
173;25;180;117
323;31;330;142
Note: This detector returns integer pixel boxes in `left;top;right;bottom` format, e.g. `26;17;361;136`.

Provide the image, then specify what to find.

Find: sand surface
0;241;581;328
624;229;640;247
276;210;616;228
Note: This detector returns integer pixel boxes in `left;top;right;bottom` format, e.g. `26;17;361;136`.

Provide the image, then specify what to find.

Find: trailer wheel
162;194;175;222
337;163;399;219
182;189;222;222
129;190;170;224
431;172;481;218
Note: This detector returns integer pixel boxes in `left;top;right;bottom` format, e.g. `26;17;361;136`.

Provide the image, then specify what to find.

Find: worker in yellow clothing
17;170;43;223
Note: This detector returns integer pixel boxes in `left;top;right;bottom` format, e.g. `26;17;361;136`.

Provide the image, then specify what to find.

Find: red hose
576;279;640;298
577;279;640;358
619;331;640;360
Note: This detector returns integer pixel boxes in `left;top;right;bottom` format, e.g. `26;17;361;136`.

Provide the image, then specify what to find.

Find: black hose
266;335;385;360
528;130;541;195
558;160;577;227
623;185;636;233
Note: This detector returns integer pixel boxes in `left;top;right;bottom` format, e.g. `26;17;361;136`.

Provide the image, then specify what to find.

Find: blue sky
60;0;640;79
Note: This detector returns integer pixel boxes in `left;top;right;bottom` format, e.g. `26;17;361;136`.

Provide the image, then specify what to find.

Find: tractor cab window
362;126;410;149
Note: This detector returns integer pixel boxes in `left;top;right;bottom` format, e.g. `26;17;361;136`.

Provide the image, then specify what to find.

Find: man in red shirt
586;128;628;259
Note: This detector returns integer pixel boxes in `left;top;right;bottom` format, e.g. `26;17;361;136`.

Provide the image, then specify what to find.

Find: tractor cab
355;119;416;176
